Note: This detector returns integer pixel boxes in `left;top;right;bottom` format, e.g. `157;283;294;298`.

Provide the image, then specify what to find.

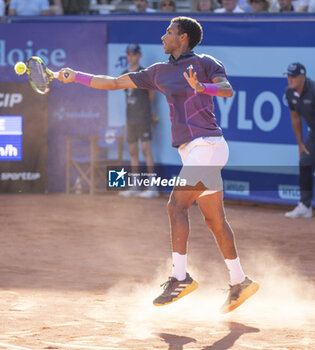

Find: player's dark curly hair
171;16;203;50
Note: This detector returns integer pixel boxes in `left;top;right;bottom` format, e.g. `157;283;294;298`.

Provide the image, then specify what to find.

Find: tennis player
58;16;259;313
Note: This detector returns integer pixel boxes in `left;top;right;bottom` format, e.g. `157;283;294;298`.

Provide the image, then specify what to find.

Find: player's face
161;23;182;54
287;74;305;90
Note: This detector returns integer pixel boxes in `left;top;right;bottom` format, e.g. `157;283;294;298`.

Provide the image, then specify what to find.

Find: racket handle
64;72;69;79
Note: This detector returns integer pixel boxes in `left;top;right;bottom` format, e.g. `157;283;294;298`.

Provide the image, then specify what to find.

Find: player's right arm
290;110;310;156
58;68;137;90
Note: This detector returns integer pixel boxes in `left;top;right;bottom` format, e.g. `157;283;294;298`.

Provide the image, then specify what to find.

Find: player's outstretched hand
58;68;76;83
183;67;204;94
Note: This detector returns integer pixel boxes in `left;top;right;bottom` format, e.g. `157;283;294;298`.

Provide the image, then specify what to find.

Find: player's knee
167;196;188;217
205;215;226;233
167;198;177;217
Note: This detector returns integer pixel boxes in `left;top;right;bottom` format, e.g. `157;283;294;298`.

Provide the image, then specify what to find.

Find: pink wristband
202;83;218;96
74;72;93;86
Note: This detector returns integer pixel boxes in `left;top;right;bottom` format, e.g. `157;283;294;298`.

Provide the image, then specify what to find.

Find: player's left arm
210;76;233;97
183;68;233;97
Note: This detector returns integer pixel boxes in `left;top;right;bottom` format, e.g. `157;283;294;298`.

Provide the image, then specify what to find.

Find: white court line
0;343;32;350
44;342;124;350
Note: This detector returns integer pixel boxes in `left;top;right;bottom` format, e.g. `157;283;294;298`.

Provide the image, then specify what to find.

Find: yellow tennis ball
14;61;26;75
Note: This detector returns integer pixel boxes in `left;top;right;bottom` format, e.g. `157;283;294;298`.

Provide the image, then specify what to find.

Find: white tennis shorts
178;136;229;197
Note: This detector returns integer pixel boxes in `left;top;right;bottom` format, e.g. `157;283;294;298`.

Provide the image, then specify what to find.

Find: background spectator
292;0;308;11
9;0;51;15
284;62;315;219
130;0;156;12
5;0;10;15
191;0;220;11
120;43;158;199
214;0;245;12
277;0;295;10
50;0;63;14
62;0;90;14
0;0;5;16
308;0;315;10
90;0;110;4
271;0;308;11
160;0;176;11
248;0;270;11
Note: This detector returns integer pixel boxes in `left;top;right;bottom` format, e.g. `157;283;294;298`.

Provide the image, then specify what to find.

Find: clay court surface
0;193;314;350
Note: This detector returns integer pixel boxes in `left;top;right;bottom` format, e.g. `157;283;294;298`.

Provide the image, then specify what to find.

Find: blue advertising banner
103;13;315;47
215;77;295;145
104;15;315;205
2;15;314;204
0;82;47;193
0;116;23;161
1;22;108;192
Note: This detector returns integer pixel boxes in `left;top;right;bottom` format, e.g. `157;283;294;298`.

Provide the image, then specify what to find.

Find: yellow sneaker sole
220;281;260;314
153;280;199;306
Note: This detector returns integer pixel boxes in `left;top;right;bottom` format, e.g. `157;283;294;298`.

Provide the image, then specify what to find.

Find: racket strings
28;60;50;94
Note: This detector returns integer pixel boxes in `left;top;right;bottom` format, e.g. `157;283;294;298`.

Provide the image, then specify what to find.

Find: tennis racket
26;56;69;95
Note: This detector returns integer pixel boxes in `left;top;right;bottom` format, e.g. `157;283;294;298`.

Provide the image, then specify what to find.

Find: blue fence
0;14;314;204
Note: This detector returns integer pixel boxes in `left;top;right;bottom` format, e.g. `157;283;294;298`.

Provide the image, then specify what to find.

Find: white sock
224;257;246;286
171;252;187;281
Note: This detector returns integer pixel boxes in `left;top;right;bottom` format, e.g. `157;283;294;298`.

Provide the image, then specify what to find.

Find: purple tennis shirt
128;51;227;147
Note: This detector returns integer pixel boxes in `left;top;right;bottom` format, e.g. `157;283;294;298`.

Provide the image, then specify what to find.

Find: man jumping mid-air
58;16;259;313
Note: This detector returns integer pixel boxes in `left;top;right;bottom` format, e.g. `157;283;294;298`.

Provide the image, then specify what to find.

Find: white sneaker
119;189;138;197
137;189;159;199
285;202;313;218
